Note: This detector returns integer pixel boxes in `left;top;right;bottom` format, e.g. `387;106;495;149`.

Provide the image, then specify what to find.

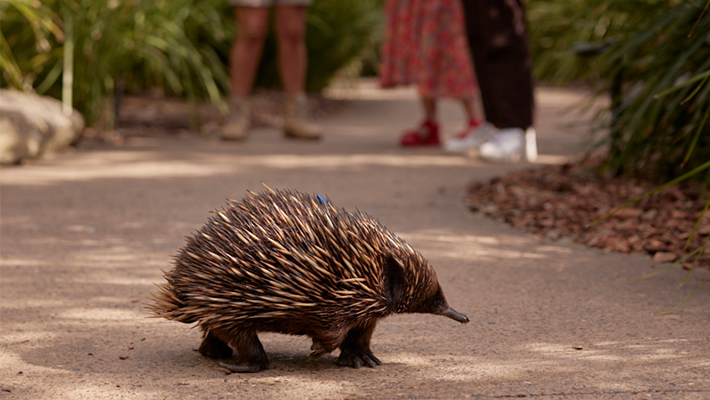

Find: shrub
1;0;384;126
590;0;710;183
527;0;709;184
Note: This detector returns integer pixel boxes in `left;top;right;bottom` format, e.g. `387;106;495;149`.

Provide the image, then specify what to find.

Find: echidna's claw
337;348;381;369
218;361;264;373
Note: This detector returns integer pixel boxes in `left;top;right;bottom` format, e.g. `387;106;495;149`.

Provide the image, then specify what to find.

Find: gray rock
0;89;84;165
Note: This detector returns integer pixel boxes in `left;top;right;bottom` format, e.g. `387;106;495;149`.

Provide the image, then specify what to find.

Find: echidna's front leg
198;331;233;359
337;321;382;368
218;332;269;373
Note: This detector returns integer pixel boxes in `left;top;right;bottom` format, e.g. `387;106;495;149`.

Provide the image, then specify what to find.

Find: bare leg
337;321;381;369
218;331;269;373
461;94;485;123
230;7;270;97
274;5;321;140
421;96;437;123
274;5;309;95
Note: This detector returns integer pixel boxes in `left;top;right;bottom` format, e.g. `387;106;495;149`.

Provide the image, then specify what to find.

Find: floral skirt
379;0;478;99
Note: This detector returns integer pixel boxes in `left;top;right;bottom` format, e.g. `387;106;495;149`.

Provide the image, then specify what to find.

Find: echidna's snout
413;284;469;324
443;307;469;324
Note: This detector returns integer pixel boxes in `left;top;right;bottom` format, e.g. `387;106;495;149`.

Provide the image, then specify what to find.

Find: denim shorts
230;0;313;6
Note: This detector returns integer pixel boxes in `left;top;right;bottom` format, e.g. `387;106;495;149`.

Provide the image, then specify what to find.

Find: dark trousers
461;0;534;129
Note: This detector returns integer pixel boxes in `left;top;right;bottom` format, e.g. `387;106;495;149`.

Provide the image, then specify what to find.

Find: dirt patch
466;158;710;269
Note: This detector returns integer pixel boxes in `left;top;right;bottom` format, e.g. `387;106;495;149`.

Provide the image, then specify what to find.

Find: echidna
149;185;468;373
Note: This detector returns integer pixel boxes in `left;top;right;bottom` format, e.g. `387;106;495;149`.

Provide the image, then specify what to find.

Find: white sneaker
525;127;538;162
443;122;497;154
479;128;525;163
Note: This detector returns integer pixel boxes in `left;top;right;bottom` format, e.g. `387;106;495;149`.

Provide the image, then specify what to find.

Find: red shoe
399;120;441;147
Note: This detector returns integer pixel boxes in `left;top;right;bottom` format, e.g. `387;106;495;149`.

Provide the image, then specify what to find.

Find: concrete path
1;84;709;399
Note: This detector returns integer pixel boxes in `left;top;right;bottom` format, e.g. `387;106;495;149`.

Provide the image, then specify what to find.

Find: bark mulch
466;158;710;269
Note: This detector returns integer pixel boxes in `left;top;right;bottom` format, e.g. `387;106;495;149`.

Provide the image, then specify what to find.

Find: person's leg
274;5;308;95
230;7;270;96
461;0;533;129
460;95;484;125
221;6;270;141
461;0;535;161
274;4;321;140
421;96;437;123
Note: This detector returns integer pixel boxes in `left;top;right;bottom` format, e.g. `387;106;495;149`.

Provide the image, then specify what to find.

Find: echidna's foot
309;339;330;359
337;322;381;368
199;332;233;359
218;361;266;373
337;347;381;369
218;331;269;373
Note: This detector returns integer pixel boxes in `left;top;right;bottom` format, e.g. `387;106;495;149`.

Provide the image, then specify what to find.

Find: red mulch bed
466;158;710;269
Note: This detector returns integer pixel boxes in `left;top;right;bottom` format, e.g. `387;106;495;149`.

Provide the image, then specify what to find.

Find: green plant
2;0;384;126
528;0;710;183
0;0;63;90
525;0;640;85
1;0;232;126
591;0;710;183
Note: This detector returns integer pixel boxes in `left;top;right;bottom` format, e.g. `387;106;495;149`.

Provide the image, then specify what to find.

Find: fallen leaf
613;208;643;219
653;252;677;264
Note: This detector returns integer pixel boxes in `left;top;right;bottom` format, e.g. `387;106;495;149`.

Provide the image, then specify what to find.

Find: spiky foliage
527;0;710;184
591;0;710;183
149;187;465;372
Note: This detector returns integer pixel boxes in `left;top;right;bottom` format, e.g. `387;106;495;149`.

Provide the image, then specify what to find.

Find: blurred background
1;0;709;183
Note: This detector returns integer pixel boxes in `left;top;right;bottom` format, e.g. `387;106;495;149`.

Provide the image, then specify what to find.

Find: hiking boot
221;96;250;141
283;94;321;140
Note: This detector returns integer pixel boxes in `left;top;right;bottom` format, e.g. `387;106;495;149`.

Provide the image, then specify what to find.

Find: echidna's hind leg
218;331;269;373
337;321;382;369
309;337;338;359
198;331;233;359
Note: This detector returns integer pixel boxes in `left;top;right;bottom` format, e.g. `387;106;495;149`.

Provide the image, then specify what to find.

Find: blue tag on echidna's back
316;194;328;205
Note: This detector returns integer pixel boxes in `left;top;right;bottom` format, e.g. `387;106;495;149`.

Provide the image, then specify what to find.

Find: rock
0;89;84;165
644;239;668;252
653;252;677;264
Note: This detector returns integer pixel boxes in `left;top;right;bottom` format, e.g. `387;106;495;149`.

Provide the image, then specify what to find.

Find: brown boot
221;96;250;141
283;94;321;140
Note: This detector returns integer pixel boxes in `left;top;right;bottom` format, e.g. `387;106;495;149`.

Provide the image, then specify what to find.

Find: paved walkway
1;83;709;399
